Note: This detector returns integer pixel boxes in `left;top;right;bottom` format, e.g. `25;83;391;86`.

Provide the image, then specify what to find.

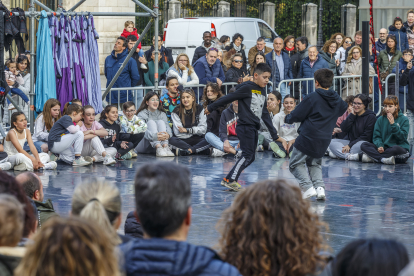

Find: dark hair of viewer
314;68;334;89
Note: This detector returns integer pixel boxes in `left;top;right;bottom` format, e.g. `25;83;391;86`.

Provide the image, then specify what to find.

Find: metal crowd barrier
0;96;32;135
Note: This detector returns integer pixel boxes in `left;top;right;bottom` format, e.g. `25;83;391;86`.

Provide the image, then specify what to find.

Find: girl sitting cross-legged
4;112;57;171
360;95;410;165
169;88;211;156
80;105;117;165
135;91;175;157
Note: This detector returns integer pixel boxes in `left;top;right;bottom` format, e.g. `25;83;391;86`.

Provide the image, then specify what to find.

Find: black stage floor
8;151;414;254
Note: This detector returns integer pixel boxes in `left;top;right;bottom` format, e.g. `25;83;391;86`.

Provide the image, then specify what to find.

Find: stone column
62;0;136;75
259;2;275;30
214;1;230;17
341;4;357;37
164;0;181;27
301;3;317;46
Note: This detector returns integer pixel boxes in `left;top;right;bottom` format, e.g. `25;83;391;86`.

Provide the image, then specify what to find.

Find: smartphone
411;60;414;66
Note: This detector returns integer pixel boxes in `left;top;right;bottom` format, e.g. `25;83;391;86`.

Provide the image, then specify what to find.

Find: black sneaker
178;149;191;156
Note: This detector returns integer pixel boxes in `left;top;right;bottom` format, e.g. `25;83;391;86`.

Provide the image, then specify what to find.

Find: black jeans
169;135;211;155
227;125;258;182
360;142;409;163
124;133;145;148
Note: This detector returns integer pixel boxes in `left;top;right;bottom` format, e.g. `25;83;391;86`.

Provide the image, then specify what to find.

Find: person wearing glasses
118;101;147;149
265;37;293;100
282;35;296;58
225;53;251;84
392;49;414;108
328;94;377;161
341;46;375;98
166;53;199;86
224;33;248;71
376;28;389;54
247;37;272;67
144;34;174;67
344;31;362;60
337;36;353;73
319;39;341;91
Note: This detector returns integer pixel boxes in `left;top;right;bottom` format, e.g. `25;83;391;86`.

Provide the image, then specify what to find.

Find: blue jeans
135;85;144;107
279;82;290;101
23;141;44;153
205;132;240;152
373;76;380;114
7;88;29;105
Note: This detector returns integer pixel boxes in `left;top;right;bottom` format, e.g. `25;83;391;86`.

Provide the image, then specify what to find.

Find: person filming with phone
393;49;414;108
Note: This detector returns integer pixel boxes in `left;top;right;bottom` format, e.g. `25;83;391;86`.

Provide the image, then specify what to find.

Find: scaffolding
4;0;161;132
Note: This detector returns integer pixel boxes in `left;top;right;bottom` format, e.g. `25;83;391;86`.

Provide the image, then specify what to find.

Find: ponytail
100;105;117;121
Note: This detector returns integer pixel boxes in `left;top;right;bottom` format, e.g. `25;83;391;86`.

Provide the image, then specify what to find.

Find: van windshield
259;22;276;43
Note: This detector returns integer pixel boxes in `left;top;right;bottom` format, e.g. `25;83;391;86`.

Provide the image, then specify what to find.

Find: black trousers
169;135;211;155
227;125;258;182
360;142;409;163
124;133;145;148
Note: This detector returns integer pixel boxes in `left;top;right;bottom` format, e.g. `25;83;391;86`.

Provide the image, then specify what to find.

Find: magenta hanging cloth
56;15;73;110
70;16;87;105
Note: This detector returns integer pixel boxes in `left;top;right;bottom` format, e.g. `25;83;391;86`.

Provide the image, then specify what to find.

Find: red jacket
121;28;142;49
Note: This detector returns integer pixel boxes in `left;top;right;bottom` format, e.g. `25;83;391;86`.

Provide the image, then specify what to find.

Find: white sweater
167;68;199;86
272;111;300;142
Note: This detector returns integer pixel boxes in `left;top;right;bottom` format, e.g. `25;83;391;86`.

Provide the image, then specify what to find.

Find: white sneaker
256;145;264;152
211;148;226;157
73;157;91;167
163;146;175;157
0;162;12;171
328;151;337;159
302;187;317;199
346;153;359;161
103;155;116;165
381;156;395;165
44;161;57;170
83;156;94;164
362;153;374;163
8;103;15;110
316;187;326;200
140;63;147;70
156;147;167;157
14;162;27;171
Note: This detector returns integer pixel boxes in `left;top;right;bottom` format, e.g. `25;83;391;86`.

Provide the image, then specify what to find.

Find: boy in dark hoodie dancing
205;63;279;191
285;69;348;200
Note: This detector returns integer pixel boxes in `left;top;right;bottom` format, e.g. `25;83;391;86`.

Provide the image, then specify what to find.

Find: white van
163;17;278;62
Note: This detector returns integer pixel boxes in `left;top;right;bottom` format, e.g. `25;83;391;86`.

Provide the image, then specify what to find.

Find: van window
187;21;211;46
234;21;258;41
219;21;236;38
258;22;276;43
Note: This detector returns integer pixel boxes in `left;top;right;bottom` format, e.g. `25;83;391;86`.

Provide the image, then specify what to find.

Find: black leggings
360;142;410;163
169;135;211;155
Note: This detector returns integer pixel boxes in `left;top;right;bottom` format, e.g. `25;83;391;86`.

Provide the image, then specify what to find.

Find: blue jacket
389;25;409;52
193;56;225;100
392;57;412;93
375;40;387;54
265;50;293;88
285;88;348;158
298;55;329;95
105;49;140;104
120;238;241;276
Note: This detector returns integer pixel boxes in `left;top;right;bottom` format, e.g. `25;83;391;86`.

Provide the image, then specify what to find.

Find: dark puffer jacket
225;66;249;83
120;238;241;276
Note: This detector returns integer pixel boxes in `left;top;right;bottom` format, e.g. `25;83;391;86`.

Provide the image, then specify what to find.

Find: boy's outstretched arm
205;85;250;114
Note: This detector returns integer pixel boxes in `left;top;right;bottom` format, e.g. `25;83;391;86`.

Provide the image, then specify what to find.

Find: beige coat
247;46;272;67
341;59;375;98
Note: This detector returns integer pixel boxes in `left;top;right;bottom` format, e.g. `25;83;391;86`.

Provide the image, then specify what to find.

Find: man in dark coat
16;172;58;229
375;28;388;54
120;162;241;276
144;34;174;67
290;36;309;99
192;31;213;65
105;37;140;104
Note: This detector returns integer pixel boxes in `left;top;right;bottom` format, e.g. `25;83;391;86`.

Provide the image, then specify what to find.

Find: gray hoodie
137;109;172;142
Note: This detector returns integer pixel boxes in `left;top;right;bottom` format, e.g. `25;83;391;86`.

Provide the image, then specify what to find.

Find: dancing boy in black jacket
205;63;278;191
285;69;348;200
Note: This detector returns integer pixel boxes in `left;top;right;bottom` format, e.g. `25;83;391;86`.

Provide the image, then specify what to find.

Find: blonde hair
71;179;122;245
0;194;24;247
346;46;362;63
124;20;134;28
173;53;194;75
15;217;120;276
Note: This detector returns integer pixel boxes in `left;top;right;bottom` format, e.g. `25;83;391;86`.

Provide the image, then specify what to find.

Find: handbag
380;54;396;81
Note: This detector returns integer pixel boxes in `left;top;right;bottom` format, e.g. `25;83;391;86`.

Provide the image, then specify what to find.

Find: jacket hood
389;25;407;33
359;109;376;117
121;238;223;276
111;48;128;59
315;88;342;108
121;28;138;37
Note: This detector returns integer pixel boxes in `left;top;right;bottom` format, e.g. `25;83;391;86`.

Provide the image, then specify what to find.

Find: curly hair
346;46;362;64
217;179;330;276
330;33;345;47
15;216;120;276
321;39;338;54
202;83;223;109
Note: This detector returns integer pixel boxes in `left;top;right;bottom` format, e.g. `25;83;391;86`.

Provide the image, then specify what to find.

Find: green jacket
0;247;25;276
378;50;402;73
144;61;170;86
34;199;59;229
373;111;409;151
